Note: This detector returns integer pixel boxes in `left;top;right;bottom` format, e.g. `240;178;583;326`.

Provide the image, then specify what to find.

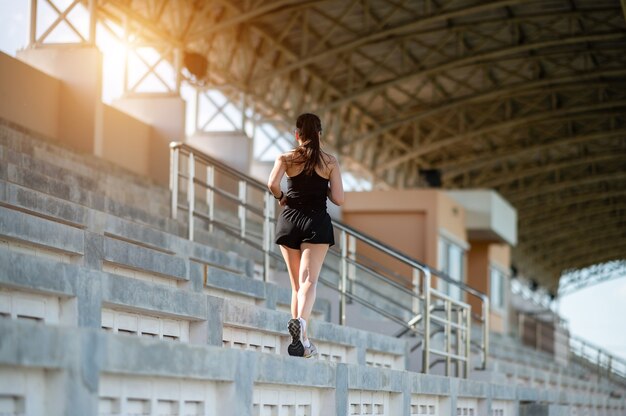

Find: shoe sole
304;349;318;359
287;319;304;357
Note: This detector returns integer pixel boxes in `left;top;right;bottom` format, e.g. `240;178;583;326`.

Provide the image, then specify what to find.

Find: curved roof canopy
99;0;626;292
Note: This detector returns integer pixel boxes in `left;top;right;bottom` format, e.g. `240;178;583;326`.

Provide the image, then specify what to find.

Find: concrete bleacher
1;119;625;415
488;332;625;395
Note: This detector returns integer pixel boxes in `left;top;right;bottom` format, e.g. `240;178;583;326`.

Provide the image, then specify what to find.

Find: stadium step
1;118;625;415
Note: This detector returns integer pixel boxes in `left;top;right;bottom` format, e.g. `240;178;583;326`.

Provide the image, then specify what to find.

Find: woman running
267;113;344;358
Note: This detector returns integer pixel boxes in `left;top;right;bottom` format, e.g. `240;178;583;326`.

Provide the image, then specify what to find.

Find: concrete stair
1;118;626;415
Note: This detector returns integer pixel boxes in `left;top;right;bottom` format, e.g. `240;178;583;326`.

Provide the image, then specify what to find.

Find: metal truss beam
95;0;626;292
342;68;626;152
375;99;626;174
558;260;626;295
520;205;625;236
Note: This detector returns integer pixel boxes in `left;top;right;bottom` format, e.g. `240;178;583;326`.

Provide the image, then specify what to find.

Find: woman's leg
297;243;329;340
279;245;302;318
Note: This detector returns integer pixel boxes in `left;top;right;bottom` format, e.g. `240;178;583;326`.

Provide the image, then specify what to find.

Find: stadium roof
98;0;626;293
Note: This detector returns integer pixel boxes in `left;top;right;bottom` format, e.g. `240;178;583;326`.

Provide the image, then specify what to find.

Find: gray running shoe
303;341;318;358
287;319;304;357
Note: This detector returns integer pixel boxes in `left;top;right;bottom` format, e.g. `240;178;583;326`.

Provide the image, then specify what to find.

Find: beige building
343;189;517;334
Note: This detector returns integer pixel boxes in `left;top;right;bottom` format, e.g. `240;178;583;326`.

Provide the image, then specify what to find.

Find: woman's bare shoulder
322;151;338;165
279;151;296;163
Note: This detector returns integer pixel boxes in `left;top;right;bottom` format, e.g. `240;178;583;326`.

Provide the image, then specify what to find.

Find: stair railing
169;142;489;375
516;311;626;387
570;334;626;386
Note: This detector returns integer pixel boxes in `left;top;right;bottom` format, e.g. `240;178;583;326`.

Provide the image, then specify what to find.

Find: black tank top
286;170;329;211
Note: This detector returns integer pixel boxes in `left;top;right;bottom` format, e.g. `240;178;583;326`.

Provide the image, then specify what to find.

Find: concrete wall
489;244;510;270
488;244;510;334
467;241;489;296
0;51;60;139
436;191;467;245
0;52;171;184
100;104;152;178
17;46;103;155
343;190;434;285
113;96;185;186
447;190;517;246
467;241;511;334
342;190;467;289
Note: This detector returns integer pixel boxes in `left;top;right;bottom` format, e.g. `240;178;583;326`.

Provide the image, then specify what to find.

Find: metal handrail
169;141;489;376
516;311;626;386
569;334;626;385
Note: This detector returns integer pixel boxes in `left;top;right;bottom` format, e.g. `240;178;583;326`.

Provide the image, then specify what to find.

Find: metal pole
170;147;179;219
206;165;214;232
238;180;247;238
347;234;356;298
262;192;273;283
456;305;462;377
465;307;471;377
29;0;37;46
423;269;431;374
339;230;348;325
412;267;420;316
446;300;452;376
483;297;489;370
187;153;195;241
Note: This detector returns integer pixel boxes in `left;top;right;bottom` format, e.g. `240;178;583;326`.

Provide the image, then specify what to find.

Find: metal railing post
445;300;452;376
412;267;420;316
206;165;214;232
423;269;431;374
465;307;471;377
262;192;273;283
339;230;348;325
347;234;357;297
170;146;179;219
238;180;247;238
482;296;489;370
187;152;195;241
456;305;462;377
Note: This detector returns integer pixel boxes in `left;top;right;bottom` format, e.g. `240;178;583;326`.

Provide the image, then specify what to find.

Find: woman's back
283;150;333;179
283;151;334;210
286;170;329;210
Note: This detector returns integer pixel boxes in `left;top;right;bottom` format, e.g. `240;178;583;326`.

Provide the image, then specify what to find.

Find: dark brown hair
292;113;328;175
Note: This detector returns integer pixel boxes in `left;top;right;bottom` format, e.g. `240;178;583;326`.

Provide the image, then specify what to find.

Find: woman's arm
327;156;344;206
267;154;288;205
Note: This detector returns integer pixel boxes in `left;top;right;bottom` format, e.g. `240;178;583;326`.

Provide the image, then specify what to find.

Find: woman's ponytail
294;113;325;175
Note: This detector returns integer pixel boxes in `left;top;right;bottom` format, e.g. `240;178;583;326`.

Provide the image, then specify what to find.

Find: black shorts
275;207;335;249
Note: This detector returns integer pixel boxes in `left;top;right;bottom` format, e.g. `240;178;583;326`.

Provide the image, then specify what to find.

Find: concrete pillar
112;96;185;185
17;46;103;154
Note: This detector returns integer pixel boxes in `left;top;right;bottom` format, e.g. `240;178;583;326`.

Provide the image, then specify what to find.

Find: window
489;267;506;309
437;238;465;301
